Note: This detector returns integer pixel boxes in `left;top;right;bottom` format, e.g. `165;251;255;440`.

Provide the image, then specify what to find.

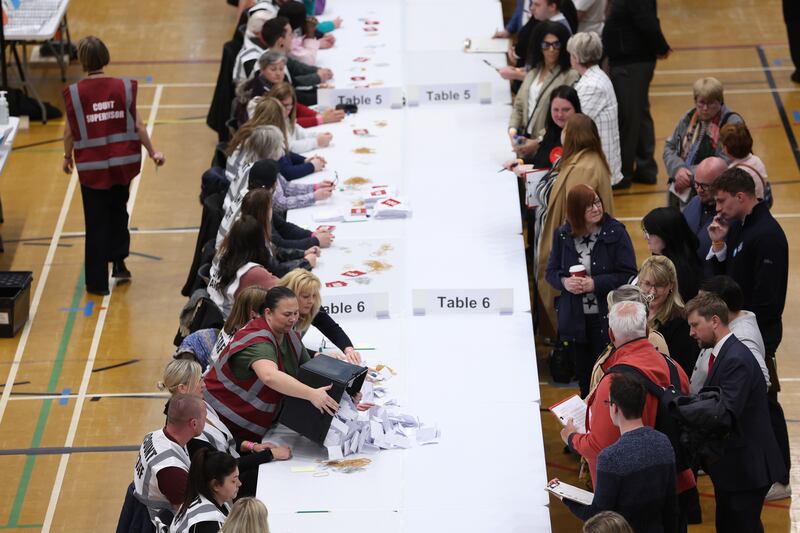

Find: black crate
279;355;367;444
0;271;32;337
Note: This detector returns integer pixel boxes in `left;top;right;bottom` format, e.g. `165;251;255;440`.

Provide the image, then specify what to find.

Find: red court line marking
546;462;580;474
671;42;788;51
698;491;790;509
112;58;218;65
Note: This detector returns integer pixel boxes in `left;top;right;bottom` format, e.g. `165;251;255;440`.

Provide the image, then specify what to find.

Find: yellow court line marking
652;87;799;97
41;85;164;533
655;66;796;75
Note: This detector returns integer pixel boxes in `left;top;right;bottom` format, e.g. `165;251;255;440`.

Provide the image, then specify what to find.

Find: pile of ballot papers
323;364;439;459
372;197;412;219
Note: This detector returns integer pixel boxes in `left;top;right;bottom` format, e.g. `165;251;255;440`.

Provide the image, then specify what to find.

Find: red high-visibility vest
203;316;304;442
63;77;142;188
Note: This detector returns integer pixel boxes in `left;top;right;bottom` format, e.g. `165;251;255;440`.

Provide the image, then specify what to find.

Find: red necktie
708;352;716;374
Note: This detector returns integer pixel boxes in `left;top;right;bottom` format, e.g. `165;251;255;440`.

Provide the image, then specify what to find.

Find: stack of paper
312;209;345;223
372;197;412;219
323;362;439;459
362;186;395;206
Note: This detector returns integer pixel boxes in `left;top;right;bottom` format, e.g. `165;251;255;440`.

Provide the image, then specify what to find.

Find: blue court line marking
793;111;800;124
59;300;98;317
58;388;71;406
756;46;800;172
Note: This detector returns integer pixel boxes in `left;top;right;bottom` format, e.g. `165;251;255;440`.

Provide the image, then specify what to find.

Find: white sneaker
765;482;792;501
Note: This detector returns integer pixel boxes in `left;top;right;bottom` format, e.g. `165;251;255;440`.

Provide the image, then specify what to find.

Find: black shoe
792;71;800;84
632;174;657;185
112;260;132;280
87;287;109;296
612;177;632;190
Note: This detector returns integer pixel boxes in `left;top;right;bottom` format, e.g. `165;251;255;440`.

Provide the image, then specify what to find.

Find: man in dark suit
685;293;785;533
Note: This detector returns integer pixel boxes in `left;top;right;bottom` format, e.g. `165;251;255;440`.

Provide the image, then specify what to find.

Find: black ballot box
279;354;367;444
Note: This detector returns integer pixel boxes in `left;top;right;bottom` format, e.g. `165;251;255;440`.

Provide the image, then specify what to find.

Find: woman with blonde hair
534;113;614;340
278;269;361;363
636;255;700;374
159;359;291;500
271;82;333;153
220;497;270;533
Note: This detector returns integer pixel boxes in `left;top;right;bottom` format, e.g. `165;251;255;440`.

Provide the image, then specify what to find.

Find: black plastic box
279;354;367;444
0;271;32;338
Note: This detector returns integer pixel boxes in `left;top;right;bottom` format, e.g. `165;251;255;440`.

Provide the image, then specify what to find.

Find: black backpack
607;355;691;471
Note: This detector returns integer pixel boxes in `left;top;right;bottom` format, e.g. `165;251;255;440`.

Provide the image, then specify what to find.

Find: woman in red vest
62;36;165;295
204;286;340;442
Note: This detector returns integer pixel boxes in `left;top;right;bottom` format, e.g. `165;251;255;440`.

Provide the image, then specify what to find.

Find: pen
482;58;500;72
297;510;330;514
333;171;339;187
498;162;519;173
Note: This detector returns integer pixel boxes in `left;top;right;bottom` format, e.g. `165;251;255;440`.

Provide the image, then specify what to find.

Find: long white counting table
256;2;551;531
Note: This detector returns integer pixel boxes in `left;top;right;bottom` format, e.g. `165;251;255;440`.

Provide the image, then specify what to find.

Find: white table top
260;1;550;530
3;0;70;41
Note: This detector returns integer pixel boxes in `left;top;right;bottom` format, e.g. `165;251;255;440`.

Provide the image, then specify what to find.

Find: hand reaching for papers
253;442;293;460
309;384;340;415
342;346;362;364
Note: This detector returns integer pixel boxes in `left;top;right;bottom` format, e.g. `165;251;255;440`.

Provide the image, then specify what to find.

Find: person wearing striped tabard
170;449;239;533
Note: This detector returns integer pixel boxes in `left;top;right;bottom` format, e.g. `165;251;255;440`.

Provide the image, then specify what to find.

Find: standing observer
62;36;165;295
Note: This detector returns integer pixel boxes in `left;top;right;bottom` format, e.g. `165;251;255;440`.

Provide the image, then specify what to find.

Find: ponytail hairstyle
257;286;297;315
157;359;202;395
216;215;271;290
240;187;275;253
176;448;238;521
224;286;270;335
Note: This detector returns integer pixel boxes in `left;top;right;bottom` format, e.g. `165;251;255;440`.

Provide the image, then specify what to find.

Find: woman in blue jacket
546;183;638;396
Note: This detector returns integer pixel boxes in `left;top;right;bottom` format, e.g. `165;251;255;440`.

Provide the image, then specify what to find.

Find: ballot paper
549;395;587;434
323;361;439;459
372;197;412;219
545;479;594;505
668;181;692;204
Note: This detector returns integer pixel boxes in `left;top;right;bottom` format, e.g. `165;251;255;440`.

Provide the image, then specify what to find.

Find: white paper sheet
548;395;587;434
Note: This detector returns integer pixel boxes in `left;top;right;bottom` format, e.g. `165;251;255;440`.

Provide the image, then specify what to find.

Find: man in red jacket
560;300;697;529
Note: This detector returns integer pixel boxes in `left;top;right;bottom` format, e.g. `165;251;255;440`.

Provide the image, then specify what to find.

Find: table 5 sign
317;87;404;109
412;289;513;315
406;83;491;106
320;292;390;319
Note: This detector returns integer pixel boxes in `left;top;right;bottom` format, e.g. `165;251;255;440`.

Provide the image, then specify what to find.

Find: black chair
182;193;225;296
206;40;240;143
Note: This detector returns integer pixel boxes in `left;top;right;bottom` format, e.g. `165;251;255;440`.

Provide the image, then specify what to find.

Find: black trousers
609;60;658;181
784;0;800;74
570;313;609;398
80;184;131;292
714;485;769;533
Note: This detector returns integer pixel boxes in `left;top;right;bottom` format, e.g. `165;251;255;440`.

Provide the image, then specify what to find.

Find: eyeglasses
693;180;711;192
639;280;668;292
603;400;615;407
541;40;561;50
695;99;720;109
642;229;650;240
585;198;603;211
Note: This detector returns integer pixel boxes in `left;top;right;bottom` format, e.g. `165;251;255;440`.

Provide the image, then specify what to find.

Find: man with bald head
683;156;728;261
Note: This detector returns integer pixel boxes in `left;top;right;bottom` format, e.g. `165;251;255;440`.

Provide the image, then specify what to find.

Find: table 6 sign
412;289;513;315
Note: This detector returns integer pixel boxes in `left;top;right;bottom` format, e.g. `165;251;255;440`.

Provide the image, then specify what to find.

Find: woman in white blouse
508;21;579;161
567;32;624;187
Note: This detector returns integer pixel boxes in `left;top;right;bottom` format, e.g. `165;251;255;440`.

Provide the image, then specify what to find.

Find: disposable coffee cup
569;265;586;278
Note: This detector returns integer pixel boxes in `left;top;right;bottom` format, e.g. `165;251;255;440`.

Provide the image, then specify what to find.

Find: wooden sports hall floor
0;0;796;531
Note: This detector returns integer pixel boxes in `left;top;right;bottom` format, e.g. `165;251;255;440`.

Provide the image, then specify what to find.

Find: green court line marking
6;270;85;528
0;524;43;529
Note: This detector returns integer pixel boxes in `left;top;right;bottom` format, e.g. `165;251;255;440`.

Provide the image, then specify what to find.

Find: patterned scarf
680;109;723;166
